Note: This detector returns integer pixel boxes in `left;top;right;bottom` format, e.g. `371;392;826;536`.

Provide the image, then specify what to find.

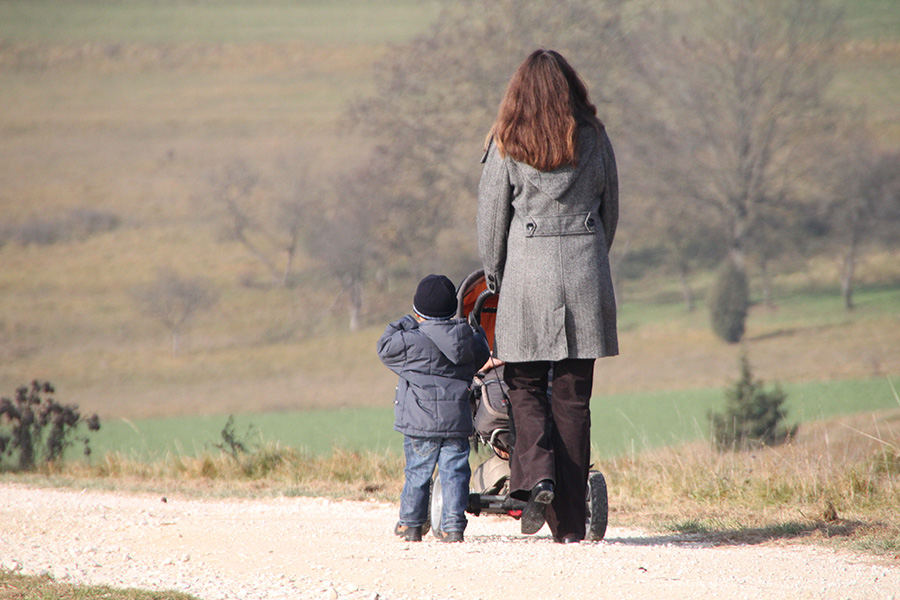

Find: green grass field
0;0;440;44
86;375;899;461
843;0;900;40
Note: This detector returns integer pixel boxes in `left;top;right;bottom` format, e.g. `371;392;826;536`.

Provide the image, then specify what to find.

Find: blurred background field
1;0;899;462
89;376;900;460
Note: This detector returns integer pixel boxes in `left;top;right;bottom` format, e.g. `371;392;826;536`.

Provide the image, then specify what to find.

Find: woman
477;49;618;543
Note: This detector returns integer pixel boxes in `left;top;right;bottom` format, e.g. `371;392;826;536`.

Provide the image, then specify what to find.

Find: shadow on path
605;519;870;548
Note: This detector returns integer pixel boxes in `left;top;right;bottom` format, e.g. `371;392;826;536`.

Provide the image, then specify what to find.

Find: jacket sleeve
471;325;492;372
477;142;513;294
599;129;619;251
376;315;414;374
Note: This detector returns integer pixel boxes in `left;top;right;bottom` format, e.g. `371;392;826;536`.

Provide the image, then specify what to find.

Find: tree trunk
281;236;297;287
677;262;695;312
346;278;363;332
840;241;857;311
759;256;775;310
841;204;862;311
730;212;748;273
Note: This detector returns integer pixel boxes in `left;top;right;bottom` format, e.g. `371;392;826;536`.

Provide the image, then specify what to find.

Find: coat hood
520;126;599;201
418;319;475;365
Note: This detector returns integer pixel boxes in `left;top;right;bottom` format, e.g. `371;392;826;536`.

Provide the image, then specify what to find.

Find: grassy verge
6;407;899;560
0;570;198;600
600;408;900;557
3;443;406;502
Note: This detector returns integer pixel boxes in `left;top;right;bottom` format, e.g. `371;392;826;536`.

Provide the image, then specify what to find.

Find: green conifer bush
709;258;750;343
710;355;798;451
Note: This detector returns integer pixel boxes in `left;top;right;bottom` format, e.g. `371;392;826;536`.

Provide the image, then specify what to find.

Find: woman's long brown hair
490;49;602;172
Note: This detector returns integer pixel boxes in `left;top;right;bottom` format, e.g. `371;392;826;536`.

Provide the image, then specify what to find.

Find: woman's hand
481;357;505;373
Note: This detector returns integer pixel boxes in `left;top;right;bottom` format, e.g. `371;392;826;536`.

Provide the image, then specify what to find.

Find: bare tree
624;173;727;311
746;213;790;310
620;0;846;333
622;0;844;270
132;268;220;355
304;169;379;332
829;147;900;309
211;156;316;287
274;184;309;287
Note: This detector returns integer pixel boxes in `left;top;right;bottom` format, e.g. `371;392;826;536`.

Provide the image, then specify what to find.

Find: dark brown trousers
503;358;595;540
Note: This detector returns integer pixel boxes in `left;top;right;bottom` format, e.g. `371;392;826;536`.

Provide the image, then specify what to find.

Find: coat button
526;222;535;231
587;218;595;227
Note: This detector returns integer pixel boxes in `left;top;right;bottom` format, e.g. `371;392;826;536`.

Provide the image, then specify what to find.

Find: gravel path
1;482;898;600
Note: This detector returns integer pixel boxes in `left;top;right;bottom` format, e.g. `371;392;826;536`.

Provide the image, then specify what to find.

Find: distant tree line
0;207;120;248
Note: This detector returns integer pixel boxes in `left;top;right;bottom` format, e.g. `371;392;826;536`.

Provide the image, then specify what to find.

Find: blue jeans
400;436;470;533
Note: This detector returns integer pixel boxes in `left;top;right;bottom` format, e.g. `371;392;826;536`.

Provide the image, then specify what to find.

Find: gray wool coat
477;125;619;362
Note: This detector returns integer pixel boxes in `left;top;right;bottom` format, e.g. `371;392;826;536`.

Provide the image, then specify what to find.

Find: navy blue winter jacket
377;315;491;438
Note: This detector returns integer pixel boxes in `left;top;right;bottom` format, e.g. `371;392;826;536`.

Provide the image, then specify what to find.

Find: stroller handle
469;288;495;328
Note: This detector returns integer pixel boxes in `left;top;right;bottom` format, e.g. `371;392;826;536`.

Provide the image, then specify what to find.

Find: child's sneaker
437;531;464;543
393;522;423;542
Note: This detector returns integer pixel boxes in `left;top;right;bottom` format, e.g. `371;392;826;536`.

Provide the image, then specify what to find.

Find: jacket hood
521;126;598;201
418;319;475;365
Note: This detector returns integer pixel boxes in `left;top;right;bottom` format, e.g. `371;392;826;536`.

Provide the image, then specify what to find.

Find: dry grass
23;442;406;502
0;570;198;600
600;409;900;556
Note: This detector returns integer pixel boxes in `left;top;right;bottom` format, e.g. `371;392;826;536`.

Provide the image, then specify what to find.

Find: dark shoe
438;531;464;543
556;533;582;544
393;522;423;542
520;480;554;535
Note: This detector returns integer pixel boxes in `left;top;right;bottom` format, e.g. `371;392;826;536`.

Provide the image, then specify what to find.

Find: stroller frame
427;270;608;541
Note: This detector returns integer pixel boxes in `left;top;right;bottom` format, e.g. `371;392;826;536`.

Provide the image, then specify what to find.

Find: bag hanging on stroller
472;364;512;457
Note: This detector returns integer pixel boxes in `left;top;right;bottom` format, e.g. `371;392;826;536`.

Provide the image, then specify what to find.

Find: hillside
0;0;898;421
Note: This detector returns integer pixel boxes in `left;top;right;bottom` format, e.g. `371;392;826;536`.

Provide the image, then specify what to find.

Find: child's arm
376;315;416;372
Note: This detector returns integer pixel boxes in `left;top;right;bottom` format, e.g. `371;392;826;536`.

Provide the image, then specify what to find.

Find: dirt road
1;483;897;600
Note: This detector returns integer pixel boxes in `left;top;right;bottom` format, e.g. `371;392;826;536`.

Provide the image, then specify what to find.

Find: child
377;274;491;542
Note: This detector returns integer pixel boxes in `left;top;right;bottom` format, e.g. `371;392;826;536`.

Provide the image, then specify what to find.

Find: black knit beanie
413;274;457;320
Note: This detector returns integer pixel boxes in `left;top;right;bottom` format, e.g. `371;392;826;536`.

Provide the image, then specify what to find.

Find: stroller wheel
429;473;444;539
586;470;609;541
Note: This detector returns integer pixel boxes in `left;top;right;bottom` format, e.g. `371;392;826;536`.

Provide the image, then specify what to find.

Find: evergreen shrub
709;258;749;343
710;355;798;451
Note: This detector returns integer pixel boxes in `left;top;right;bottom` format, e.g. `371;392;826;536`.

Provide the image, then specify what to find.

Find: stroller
428;270;609;541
